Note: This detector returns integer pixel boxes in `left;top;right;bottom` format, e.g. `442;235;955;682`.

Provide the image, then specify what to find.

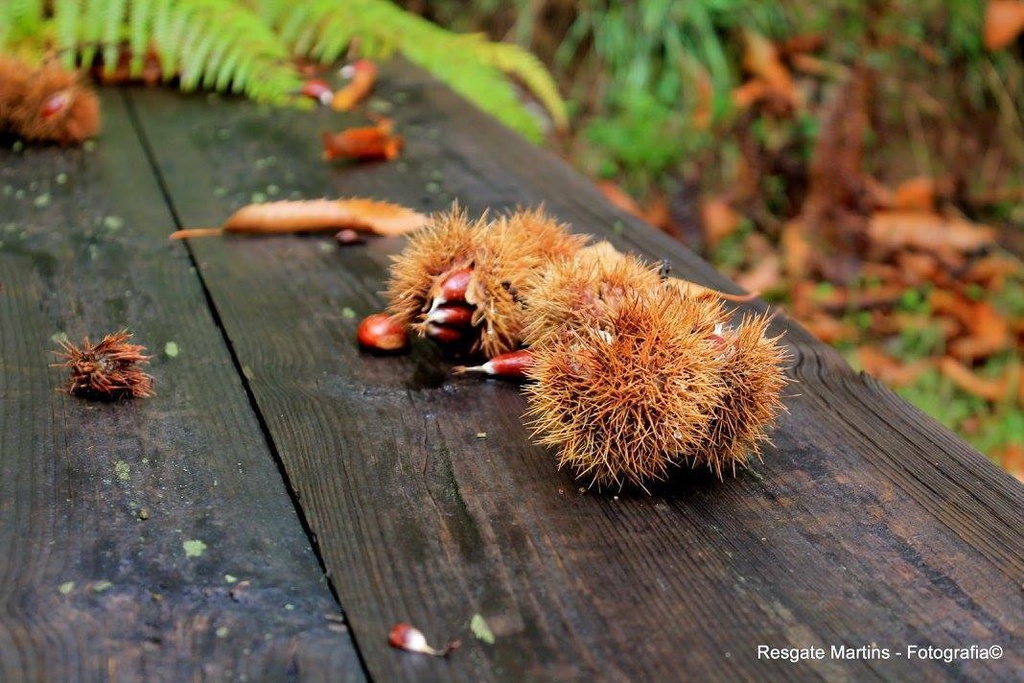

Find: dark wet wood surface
0;92;362;683
1;63;1021;682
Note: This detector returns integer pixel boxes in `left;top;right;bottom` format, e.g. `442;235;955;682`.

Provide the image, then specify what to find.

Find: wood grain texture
0;93;364;682
131;61;1022;683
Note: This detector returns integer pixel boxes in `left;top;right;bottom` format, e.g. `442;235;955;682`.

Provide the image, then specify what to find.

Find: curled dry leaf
788;53;847;79
322;119;402;162
780;220;811;279
170;198;428;240
894;251;942;285
641;193;671;232
938;356;1014;402
731;79;771;110
700;198;742;248
891;177;938;212
867;211;996;254
332;60;378;111
736;254;782;294
742;30;799;109
597;181;644;219
800;313;854;344
984;0;1024;50
997;444;1024;482
948;302;1011;361
965;253;1023;289
856;346;932;387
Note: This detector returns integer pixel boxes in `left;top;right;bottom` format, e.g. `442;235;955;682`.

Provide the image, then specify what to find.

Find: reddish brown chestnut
357;313;408;352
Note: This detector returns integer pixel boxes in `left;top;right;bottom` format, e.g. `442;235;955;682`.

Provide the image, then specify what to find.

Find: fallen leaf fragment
332;60;378;111
867;211;996;253
170;198;428;239
938;356;1012;402
995;443;1024;481
984;1;1024;50
891;176;937;212
732;79;771;110
948;302;1010;360
965;253;1022;289
736;254;782;294
788;53;847;79
701;198;742;248
781;33;827;56
597;181;644;219
801;314;853;344
742;30;799;108
388;623;460;657
641;192;671;231
856;346;932;387
322;119;402;162
780;220;811;279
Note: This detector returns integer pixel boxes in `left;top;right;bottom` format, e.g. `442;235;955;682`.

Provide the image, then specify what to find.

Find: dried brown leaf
891;177;937;212
743;30;799;108
736;255;782;294
984;1;1024;50
965;253;1023;289
701;199;742;248
867;211;996;253
938;356;1011;401
331;60;378;111
857;346;932;387
948;302;1010;360
322;119;402;162
597;181;644;219
780;220;811;279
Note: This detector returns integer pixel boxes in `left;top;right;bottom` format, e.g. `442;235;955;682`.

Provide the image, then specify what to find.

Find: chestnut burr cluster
380;205;789;490
53;330;154;400
0;57;100;146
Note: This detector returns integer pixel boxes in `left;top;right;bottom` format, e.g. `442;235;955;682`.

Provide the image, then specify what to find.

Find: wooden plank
0;92;364;682
131;63;1023;683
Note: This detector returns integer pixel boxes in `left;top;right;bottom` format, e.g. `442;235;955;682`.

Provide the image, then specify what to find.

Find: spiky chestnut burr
520;241;663;347
5;60;100;146
53;330;153;400
386;205;487;328
386;204;585;357
687;314;790;477
524;288;729;491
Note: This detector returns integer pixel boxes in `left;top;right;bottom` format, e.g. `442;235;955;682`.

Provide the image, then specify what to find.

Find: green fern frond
1;0;568;142
149;0;300;102
264;0;561;141
465;36;569;132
